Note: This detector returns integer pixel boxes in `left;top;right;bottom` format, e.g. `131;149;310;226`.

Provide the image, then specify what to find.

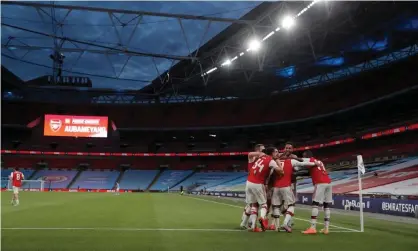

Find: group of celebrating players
8;142;332;235
241;143;332;235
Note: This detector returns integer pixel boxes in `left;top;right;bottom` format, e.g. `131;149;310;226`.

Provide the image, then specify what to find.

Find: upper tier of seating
69;170;119;189
2;57;416;129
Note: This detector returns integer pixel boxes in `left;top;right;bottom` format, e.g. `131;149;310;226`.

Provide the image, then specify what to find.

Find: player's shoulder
263;155;273;161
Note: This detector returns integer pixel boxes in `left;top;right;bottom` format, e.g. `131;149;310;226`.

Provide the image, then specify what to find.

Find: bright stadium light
281;16;295;30
263;31;275;41
221;59;231;66
248;39;261;52
206;67;217;74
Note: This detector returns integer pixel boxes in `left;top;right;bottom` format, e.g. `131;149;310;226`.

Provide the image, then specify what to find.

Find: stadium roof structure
1;1;259;87
143;1;418;102
1;1;418;104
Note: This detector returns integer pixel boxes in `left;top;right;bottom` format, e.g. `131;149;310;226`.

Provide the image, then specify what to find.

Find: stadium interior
1;1;418;251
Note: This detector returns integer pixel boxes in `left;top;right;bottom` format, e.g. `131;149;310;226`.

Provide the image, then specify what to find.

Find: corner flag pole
357;155;365;232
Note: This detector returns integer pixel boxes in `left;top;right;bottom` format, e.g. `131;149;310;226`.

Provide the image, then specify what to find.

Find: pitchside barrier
194;191;418;218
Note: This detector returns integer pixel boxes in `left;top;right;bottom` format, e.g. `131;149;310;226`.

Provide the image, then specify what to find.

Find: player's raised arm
290;155;304;162
291;159;316;171
248;144;265;162
248;151;265;160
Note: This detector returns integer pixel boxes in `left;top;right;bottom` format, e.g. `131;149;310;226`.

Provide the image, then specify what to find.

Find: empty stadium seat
30;170;78;189
119;170;159;190
150;170;193;190
70;170;120;189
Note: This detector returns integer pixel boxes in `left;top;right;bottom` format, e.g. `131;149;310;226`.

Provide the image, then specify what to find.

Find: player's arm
291;155;304;162
269;159;284;176
248;151;265;162
291;159;316;171
265;168;274;186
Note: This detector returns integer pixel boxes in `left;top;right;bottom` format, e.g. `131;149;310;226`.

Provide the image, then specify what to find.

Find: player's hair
254;144;264;151
13;167;19;171
285;142;294;147
263;147;277;156
303;150;313;158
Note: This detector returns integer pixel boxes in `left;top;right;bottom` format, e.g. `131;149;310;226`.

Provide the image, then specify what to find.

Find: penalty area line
188;196;361;233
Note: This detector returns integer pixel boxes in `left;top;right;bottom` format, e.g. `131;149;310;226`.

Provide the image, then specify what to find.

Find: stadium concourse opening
1;1;418;251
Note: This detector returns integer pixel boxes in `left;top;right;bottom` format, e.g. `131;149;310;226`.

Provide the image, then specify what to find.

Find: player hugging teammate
241;143;332;234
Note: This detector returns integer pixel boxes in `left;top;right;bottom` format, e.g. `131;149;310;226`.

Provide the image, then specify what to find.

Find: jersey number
252;158;265;174
15;173;21;181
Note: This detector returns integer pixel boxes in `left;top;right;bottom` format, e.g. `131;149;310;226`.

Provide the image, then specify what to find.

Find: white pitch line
1;227;242;232
188;196;361;233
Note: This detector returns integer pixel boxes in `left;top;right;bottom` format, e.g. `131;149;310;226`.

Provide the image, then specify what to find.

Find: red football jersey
10;171;24;187
273;159;293;188
247;160;255;172
247;155;274;184
308;157;331;185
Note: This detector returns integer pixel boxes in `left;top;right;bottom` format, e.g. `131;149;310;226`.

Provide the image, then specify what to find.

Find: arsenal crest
50;119;62;132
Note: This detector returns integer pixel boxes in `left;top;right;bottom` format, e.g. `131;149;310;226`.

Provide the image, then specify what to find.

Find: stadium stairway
114;169;126;189
204;173;247;190
27;169;39;180
66;170;83;189
146;169;164;191
169;169;197;190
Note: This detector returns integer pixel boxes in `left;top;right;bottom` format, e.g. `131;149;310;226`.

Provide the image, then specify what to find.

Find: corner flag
356;154;365;232
357;155;366;174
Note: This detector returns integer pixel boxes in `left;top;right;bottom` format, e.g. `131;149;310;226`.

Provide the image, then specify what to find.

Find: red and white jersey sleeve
269;159;279;169
291;159;316;171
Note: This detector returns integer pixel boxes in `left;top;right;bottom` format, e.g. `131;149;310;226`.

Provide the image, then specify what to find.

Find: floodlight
221;59;231;66
206;67;217;74
281;16;295;30
263;31;275;41
248;39;261;52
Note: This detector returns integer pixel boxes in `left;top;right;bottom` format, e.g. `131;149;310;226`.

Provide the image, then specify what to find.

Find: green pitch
1;192;417;251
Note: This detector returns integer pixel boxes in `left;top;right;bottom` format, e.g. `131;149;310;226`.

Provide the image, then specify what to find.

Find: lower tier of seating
119;170;159;190
150;170;193;191
69;170;120;190
2;155;416;195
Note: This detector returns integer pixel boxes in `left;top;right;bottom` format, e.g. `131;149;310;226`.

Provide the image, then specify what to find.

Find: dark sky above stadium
1;1;259;90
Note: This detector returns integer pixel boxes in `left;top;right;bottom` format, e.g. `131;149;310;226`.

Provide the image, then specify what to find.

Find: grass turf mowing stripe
1;227;358;233
187;195;361;233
